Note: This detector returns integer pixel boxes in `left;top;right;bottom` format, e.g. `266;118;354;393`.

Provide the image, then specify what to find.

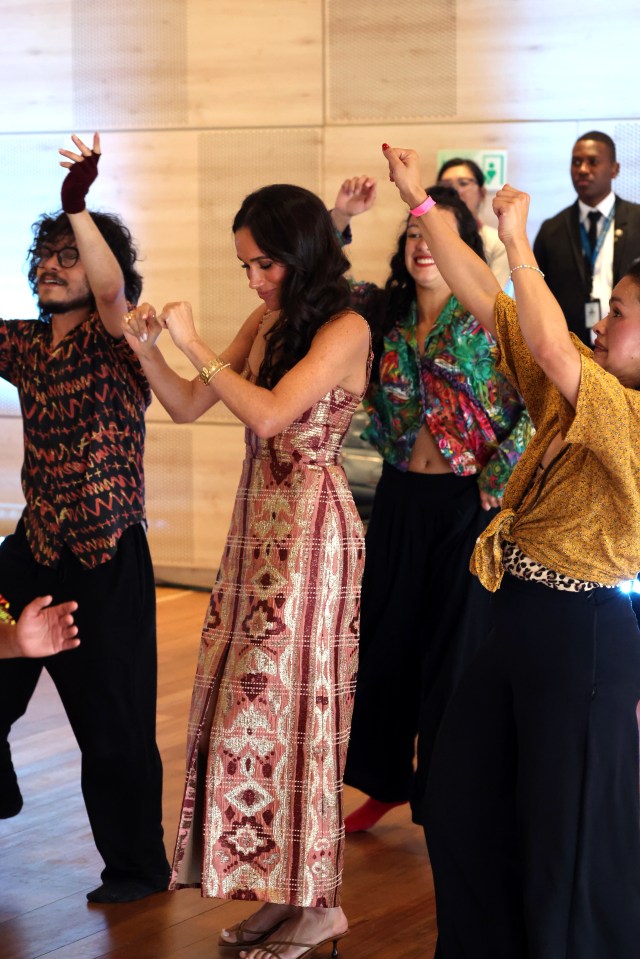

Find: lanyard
579;204;615;272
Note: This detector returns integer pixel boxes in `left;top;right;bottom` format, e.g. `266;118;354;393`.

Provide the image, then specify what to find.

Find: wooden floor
0;587;437;959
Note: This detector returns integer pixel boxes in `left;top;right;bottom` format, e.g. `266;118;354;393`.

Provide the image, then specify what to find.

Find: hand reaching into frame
2;597;80;659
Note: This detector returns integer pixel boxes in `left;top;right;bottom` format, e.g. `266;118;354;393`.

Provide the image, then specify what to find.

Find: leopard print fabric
502;542;616;593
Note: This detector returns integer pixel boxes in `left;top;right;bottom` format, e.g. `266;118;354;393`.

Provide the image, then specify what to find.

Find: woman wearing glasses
437;157;509;286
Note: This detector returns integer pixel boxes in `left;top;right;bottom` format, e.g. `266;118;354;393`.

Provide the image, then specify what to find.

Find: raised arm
330;175;377;234
382;144;500;332
59;133;129;338
492;186;581;406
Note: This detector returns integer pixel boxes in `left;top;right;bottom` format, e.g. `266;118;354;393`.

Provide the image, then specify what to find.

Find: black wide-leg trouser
425;573;640;959
344;461;495;811
0;519;170;887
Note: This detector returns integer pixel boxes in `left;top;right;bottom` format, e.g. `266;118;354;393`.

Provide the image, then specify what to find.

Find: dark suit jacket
533;196;640;344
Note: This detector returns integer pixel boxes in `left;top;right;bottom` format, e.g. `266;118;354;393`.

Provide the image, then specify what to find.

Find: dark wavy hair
360;185;486;374
232;184;352;388
27;210;143;319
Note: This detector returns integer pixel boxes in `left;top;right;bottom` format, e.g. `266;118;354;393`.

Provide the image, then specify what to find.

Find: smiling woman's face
404;208;460;290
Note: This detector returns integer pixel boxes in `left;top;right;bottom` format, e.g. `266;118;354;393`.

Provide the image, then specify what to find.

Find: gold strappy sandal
218;917;287;950
241;930;349;959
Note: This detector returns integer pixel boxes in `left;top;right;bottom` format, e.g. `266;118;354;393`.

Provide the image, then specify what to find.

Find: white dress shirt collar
578;191;615;224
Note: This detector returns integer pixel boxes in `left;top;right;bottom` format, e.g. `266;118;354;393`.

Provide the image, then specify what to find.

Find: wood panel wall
1;0;638;585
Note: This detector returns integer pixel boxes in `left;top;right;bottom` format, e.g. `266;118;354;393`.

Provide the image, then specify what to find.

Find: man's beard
38;292;93;315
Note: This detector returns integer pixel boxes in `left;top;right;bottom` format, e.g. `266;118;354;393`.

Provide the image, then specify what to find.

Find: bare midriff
407;423;452;474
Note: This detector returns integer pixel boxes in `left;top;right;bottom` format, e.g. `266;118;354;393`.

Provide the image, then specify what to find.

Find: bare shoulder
316;310;370;351
312;310;370;396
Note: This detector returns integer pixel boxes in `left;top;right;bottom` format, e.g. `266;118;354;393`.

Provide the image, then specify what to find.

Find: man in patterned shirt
0;134;170;903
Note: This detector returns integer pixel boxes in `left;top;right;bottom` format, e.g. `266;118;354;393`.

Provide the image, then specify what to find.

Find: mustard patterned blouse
472;292;640;590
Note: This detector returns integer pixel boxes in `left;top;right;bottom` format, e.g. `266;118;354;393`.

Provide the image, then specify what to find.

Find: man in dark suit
533;131;640;345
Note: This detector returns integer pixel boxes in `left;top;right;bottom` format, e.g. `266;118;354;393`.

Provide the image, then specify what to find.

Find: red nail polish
382;143;390;151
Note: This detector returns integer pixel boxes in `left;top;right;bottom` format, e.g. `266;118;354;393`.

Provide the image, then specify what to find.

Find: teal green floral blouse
357;291;532;497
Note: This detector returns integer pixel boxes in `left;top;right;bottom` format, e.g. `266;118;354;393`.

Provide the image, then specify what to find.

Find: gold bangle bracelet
199;355;230;386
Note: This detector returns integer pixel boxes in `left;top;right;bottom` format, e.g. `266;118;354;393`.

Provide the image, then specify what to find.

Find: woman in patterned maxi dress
124;184;372;959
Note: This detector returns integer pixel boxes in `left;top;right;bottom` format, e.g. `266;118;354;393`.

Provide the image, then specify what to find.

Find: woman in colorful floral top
331;180;532;833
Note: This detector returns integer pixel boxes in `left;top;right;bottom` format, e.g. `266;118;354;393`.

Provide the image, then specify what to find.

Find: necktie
587;210;602;257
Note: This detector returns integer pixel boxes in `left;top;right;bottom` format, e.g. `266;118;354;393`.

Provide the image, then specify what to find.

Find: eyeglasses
438;177;478;190
34;245;80;269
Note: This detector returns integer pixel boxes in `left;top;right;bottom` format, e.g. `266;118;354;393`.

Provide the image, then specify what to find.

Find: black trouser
425;574;640;959
0;520;170;886
343;463;495;814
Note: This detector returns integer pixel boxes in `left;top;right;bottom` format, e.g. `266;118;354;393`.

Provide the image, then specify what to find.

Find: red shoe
344;798;408;833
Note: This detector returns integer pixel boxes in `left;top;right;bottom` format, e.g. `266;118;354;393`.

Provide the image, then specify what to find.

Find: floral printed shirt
356;290;532;496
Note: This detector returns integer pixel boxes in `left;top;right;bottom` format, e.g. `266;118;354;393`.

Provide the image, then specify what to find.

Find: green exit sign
436;149;508;189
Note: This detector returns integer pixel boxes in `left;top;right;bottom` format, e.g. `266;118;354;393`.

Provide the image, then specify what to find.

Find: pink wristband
409;195;436;217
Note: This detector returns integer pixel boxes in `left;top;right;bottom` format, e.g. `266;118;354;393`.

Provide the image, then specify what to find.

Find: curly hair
360;185;486;375
27;210;143;319
232;184;352;388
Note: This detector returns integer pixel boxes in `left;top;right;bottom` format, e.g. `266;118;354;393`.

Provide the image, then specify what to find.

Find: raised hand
59;133;101;214
381;144;426;209
123;303;164;355
492;185;531;245
334;175;377;218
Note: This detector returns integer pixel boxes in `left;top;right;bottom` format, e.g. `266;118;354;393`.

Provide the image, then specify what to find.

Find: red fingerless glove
61;151;100;214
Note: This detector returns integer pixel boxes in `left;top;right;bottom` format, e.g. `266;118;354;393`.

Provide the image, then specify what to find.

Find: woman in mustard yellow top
382;143;640;959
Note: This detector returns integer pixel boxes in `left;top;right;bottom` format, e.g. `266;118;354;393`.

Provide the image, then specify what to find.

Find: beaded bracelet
409;196;436;217
199;355;230;386
509;264;545;280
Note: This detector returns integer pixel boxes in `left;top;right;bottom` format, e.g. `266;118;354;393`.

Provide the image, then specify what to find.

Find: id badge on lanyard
580;205;614;330
584;299;601;328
